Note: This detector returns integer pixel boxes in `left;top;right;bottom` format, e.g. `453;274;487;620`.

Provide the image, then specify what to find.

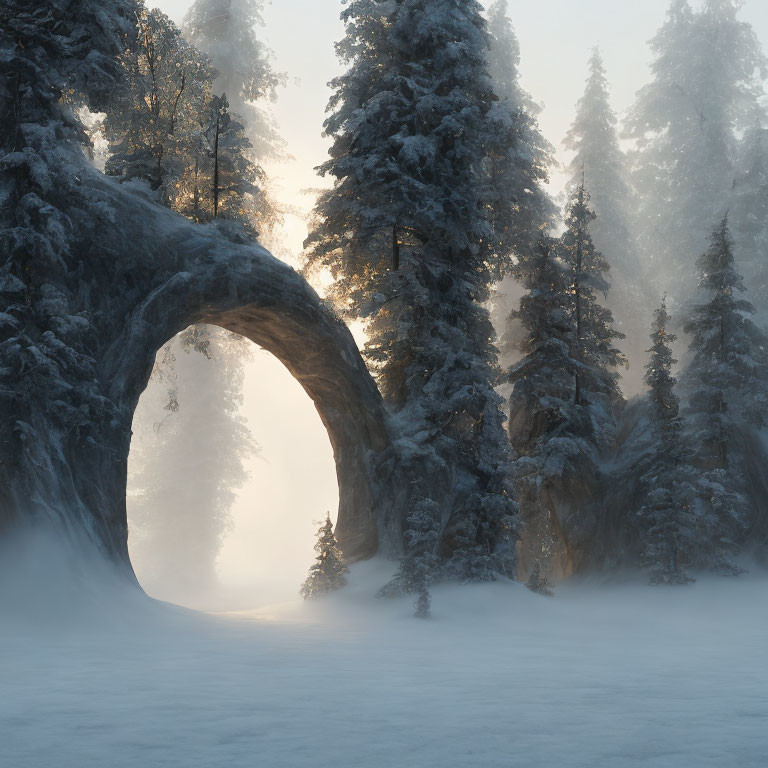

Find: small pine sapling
300;514;349;600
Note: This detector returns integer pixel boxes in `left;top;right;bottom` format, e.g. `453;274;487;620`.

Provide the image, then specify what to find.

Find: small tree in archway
301;514;350;599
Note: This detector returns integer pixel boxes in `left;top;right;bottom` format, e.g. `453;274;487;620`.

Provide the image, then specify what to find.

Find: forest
3;0;768;613
4;2;768;766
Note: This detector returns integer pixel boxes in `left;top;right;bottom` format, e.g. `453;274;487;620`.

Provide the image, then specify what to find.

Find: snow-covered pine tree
104;8;214;200
564;48;646;393
485;0;553;277
625;0;766;301
379;499;441;618
182;0;285;163
526;559;554;597
637;297;696;585
559;184;625;417
681;216;768;573
507;238;576;449
507;190;624;579
506;237;586;581
305;0;516;581
300;514;350;599
729;116;768;324
182;0;283;237
0;0;135;540
200;94;268;233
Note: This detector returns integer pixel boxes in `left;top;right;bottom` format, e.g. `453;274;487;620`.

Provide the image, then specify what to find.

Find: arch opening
127;325;340;610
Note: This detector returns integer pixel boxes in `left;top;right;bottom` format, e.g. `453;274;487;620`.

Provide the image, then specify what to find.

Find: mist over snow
3;549;768;768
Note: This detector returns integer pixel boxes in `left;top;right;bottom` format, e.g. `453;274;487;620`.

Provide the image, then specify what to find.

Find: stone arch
115;227;392;564
0;0;406;583
1;174;405;578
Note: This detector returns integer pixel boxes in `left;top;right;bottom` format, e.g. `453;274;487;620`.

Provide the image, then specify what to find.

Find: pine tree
564;48;646;393
625;0;766;301
305;0;516;580
559;184;625;417
506;237;588;581
485;0;553;277
182;0;285;162
300;514;350;599
507;238;576;449
637;297;696;585
681;217;768;573
729;115;768;323
104;8;214;199
182;0;283;236
507;190;624;579
526;560;554;597
379;499;440;618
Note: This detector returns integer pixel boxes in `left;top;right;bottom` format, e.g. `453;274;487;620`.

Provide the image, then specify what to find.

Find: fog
4;544;768;767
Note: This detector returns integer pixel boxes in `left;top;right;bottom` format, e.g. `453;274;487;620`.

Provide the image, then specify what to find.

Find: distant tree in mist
300;514;349;599
564;47;646;394
305;0;517;582
183;0;286;163
129;330;258;595
624;0;766;301
729;118;768;324
681;217;768;574
485;0;554;278
636;297;696;585
485;0;554;371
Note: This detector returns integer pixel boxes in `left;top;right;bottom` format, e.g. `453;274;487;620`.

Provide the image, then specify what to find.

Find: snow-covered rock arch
0;0;408;584
0;170;405;579
113;212;397;566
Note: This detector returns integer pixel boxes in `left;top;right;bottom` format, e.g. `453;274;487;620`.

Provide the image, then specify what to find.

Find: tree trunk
392;224;400;271
213;110;221;219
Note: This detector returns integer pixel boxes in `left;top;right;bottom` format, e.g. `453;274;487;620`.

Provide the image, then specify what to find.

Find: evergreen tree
300;514;350;599
183;0;285;162
729;115;768;323
526;559;554;597
564;48;646;392
182;0;284;236
507;238;576;447
128;330;258;596
681;217;768;573
506;237;588;580
179;94;270;234
379;499;440;618
559;184;625;417
507;190;624;579
104;8;214;199
625;0;766;300
637;297;696;585
305;0;516;580
485;0;553;276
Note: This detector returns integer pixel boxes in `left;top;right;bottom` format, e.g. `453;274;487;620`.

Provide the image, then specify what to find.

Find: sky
136;0;768;607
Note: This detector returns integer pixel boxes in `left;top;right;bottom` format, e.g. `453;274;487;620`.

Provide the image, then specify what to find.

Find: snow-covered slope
3;547;767;768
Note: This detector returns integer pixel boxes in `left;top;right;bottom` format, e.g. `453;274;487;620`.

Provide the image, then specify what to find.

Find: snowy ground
3;550;768;768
